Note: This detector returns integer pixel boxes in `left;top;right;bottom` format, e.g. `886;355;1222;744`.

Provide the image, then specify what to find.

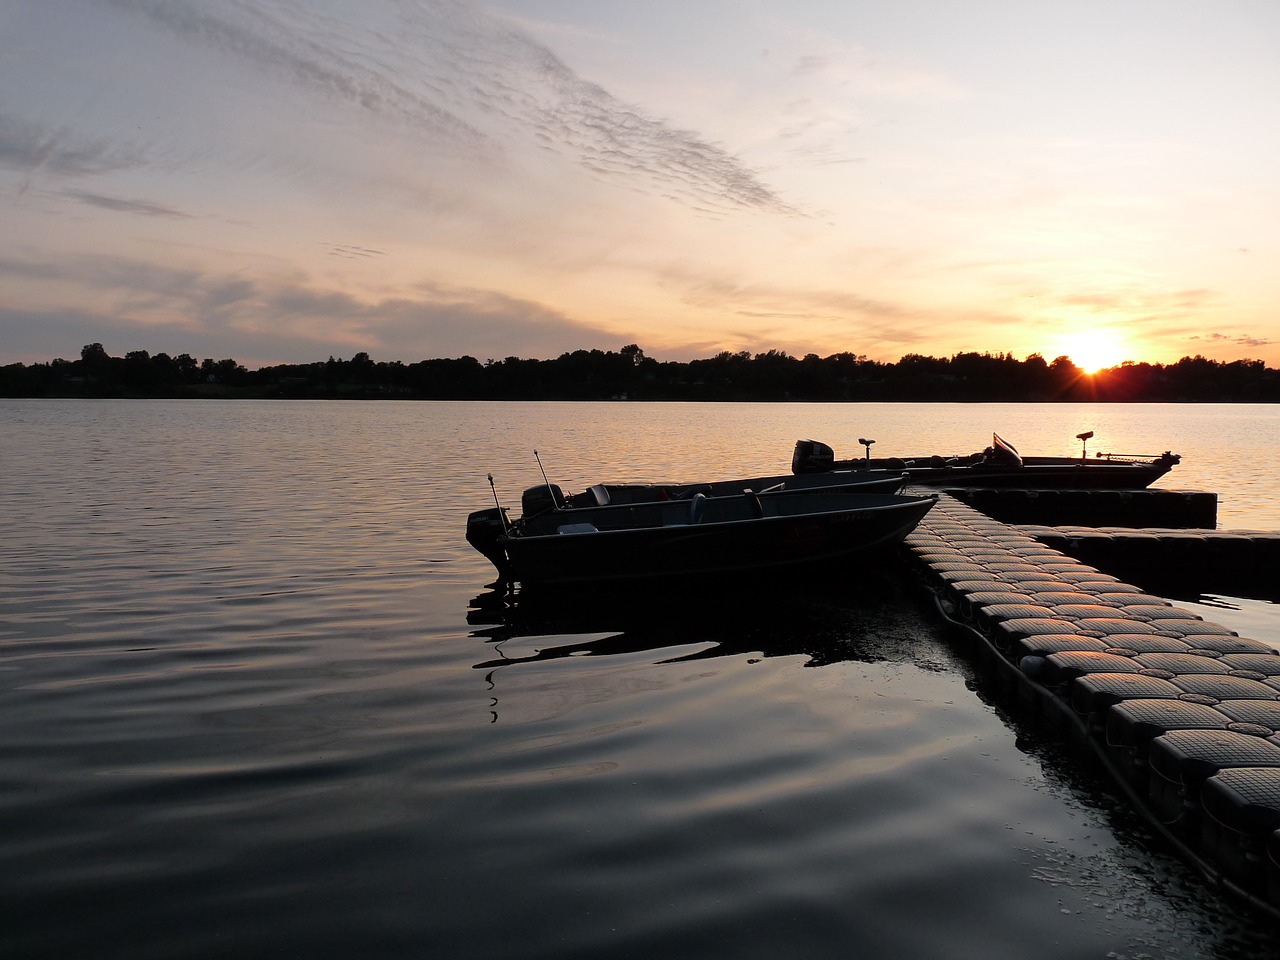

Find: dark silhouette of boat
793;432;1180;489
467;489;937;587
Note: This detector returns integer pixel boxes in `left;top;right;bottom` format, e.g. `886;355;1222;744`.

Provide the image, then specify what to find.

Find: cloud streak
105;0;488;149
0;113;147;186
0;249;616;364
61;189;194;219
1190;332;1275;349
102;0;791;216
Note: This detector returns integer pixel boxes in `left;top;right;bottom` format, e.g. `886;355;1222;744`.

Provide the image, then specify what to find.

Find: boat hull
865;459;1171;489
495;492;937;587
792;440;1179;489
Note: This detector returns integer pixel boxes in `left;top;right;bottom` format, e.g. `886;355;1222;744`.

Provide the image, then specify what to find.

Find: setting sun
1055;328;1131;375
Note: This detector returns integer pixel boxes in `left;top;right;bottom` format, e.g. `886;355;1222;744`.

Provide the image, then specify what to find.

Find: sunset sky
2;0;1277;369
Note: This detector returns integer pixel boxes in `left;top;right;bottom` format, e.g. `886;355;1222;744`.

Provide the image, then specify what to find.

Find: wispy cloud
788;47;962;99
61;189;194;219
0;250;617;363
647;261;944;357
323;243;387;260
105;0;487;149
0;112;146;180
1190;332;1275;349
104;0;792;216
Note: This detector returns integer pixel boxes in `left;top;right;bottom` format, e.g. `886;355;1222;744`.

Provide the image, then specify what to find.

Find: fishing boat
466;488;938;587
561;468;907;508
792;433;1180;489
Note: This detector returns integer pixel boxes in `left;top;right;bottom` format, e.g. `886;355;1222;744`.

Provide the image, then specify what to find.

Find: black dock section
905;492;1280;917
939;485;1218;529
1017;524;1280;599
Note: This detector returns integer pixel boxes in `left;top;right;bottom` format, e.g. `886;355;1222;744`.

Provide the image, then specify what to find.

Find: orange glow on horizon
1052;327;1132;375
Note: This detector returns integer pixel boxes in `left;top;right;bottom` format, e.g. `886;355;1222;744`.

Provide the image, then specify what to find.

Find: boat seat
587;483;610;506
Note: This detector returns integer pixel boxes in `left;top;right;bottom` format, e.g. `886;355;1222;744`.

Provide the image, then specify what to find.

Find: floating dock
1018;523;1280;599
939;485;1219;529
905;491;1280;917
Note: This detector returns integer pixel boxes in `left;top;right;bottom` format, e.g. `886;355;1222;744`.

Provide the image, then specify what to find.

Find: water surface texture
2;400;1279;959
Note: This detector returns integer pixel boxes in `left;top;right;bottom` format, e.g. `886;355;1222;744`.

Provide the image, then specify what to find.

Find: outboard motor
792;439;835;475
465;507;510;577
521;483;564;517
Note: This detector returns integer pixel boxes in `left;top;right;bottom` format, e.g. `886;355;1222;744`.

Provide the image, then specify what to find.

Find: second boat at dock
793;432;1180;489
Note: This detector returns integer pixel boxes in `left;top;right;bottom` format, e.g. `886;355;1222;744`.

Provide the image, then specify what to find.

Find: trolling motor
858;437;875;469
1076;431;1094;462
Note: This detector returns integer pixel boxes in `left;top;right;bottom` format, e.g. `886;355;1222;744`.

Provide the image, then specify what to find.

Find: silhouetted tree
80;342;110;378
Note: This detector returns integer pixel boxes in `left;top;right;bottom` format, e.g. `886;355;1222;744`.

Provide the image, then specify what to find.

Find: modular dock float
1017;524;1280;599
939;485;1218;529
905;492;1280;917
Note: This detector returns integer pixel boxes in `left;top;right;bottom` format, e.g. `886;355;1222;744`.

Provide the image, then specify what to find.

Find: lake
2;399;1279;959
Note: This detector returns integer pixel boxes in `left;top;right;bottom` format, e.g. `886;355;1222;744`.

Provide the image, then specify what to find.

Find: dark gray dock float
904;492;1280;916
939;485;1219;529
1016;523;1280;599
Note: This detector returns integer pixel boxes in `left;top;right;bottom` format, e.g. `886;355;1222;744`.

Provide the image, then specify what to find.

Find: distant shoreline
5;344;1279;402
3;391;1273;404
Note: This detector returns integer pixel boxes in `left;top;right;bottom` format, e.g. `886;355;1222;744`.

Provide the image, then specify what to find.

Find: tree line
3;341;1279;402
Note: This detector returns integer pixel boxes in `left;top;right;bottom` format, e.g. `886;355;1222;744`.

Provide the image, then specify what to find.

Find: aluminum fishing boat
792;432;1179;489
466;488;937;587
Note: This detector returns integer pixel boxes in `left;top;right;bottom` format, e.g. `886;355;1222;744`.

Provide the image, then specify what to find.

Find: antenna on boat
532;450;562;509
487;473;509;532
1076;431;1094;462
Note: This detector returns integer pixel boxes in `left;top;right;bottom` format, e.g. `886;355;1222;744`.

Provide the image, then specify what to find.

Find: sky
2;0;1278;370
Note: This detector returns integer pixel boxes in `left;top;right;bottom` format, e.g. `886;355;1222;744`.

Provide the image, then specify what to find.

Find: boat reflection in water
467;554;949;677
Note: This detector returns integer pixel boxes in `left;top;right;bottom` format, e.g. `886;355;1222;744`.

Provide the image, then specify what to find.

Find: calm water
3;399;1279;959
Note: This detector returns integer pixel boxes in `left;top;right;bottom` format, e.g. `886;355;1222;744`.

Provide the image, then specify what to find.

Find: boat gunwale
502;493;939;544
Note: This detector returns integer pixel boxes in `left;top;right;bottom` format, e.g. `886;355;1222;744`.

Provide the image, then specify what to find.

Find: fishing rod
486;473;509;532
532;449;563;509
